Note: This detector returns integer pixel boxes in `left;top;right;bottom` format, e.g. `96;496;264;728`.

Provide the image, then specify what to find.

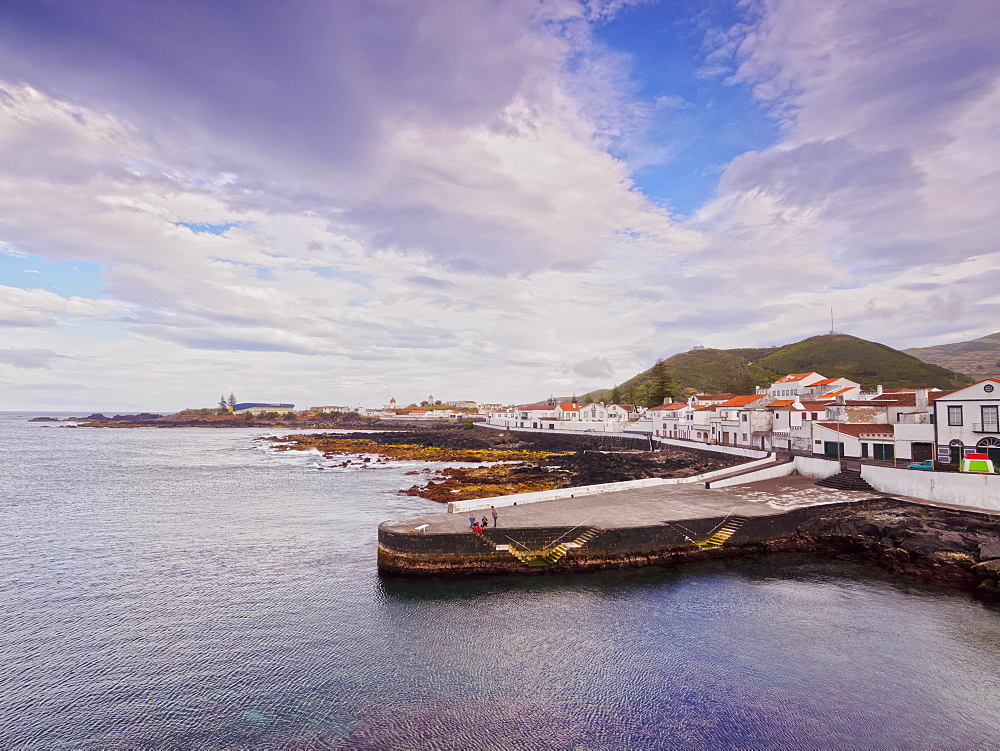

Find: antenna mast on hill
829;307;837;335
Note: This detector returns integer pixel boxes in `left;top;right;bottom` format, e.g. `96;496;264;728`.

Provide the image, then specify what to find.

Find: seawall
377;498;1000;599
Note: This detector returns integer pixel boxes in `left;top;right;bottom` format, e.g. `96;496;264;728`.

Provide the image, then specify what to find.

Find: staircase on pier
490;527;601;567
815;470;877;492
696;515;749;549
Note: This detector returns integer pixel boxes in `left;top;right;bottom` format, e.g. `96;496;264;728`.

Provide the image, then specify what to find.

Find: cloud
682;0;1000;344
0;285;125;327
6;381;90;390
0;348;70;369
0;1;998;409
572;356;614;379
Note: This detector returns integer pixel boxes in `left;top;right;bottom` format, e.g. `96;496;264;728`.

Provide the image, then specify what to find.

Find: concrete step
815;470;876;492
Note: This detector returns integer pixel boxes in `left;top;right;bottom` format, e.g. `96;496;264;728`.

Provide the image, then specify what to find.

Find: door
873;443;894;462
978;437;1000;466
949;441;963;465
824;441;844;458
911;443;933;462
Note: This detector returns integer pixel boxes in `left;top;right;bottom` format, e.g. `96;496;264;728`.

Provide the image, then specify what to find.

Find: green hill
904;332;1000;378
584;334;973;404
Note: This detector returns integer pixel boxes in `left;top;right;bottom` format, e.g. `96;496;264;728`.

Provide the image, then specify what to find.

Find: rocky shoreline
267;426;745;501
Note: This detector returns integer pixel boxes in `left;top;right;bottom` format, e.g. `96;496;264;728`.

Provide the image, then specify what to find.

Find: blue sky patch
0;251;108;298
594;0;778;214
175;222;240;236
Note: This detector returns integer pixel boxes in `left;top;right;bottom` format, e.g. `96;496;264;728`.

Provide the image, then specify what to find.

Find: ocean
2;412;998;750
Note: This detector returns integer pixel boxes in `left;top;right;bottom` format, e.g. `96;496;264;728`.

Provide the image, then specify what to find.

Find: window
742;414;748;422
861;443;869;459
947;405;963;426
984;406;999;431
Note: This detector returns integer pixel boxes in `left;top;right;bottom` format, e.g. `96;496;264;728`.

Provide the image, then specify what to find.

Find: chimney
663;396;672;404
916;388;929;411
836;394;846;405
876;385;883;396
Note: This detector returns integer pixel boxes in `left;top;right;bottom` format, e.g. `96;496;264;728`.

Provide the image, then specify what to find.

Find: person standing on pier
491;506;498;527
469;512;477;528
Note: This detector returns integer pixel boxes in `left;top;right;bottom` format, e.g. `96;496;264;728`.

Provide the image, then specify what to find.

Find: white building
763;372;829;399
933;378;1000;466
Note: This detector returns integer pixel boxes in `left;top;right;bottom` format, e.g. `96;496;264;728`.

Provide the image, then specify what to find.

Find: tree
218;394;228;413
583;393;594;404
610;385;621;404
571;394;577;404
227;393;237;410
723;365;756;395
622;383;637;405
646;359;678;407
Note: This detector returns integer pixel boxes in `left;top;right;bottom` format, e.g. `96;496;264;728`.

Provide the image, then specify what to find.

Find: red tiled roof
519;405;554;411
815;422;894;438
811;378;841;386
557;404;580;411
775;372;818;383
767;399;796;408
867;390;958;407
819;387;855;398
717;394;768;407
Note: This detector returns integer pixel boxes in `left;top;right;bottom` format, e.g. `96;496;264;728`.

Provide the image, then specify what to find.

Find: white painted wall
861;464;1000;512
652;435;769;459
792;456;842;480
447;454;777;513
707;461;795;488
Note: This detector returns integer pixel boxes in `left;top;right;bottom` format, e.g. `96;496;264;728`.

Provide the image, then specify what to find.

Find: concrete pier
377;477;892;576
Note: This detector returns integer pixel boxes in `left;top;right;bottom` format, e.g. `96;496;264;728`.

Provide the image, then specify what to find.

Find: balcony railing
972;423;1000;433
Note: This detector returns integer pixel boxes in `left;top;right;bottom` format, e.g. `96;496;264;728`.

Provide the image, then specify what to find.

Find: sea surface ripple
1;413;998;750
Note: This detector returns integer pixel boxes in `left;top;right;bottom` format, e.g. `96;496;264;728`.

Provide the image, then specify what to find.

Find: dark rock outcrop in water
764;500;1000;599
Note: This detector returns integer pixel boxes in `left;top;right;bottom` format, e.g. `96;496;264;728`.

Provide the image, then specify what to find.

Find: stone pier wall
377;500;1000;600
378;503;857;576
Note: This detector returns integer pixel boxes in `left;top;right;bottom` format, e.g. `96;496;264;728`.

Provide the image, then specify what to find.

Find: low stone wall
652;436;769;459
792;455;842;480
705;459;794;488
447;454;778;513
861;464;1000;513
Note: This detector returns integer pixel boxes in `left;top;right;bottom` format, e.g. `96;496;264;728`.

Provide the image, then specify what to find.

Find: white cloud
0;348;69;369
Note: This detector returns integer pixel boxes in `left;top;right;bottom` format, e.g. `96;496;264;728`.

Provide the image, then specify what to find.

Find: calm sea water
2;412;999;750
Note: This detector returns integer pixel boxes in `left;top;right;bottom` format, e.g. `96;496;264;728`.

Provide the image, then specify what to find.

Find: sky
1;0;999;411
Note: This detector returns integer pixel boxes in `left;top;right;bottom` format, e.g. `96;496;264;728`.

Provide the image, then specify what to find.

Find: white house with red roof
645;402;692;438
763;372;829;399
812;422;897;460
492;402;642;433
932;377;1000;466
799;377;861;401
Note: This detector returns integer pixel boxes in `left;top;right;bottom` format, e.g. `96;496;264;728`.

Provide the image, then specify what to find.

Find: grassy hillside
904;332;1000;378
582;334;972;403
754;335;971;389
